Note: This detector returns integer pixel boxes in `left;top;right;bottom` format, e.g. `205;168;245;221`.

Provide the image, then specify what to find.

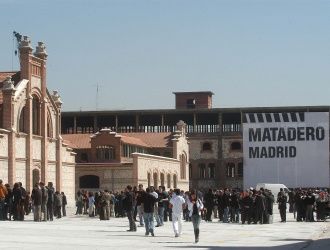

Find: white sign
243;112;329;188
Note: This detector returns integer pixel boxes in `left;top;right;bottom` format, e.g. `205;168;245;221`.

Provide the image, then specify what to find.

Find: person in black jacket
204;189;214;222
31;183;42;222
123;185;136;232
4;184;12;220
263;189;275;224
12;183;22;221
277;188;287;222
240;191;253;224
47;182;55;221
61;192;67;217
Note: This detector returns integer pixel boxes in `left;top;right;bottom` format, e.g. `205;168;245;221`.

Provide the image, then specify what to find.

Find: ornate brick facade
0;36;75;202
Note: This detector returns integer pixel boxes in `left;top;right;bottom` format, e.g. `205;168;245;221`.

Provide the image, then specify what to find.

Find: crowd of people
1;177;330;243
74;185;330;242
0;179;67;221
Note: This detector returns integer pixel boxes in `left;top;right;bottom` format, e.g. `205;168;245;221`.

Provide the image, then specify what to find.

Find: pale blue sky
1;0;329;111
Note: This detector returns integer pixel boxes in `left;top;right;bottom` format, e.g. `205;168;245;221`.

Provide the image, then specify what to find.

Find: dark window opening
231;142;242;151
186;99;196;109
226;163;235;178
237;162;243;177
208;163;215;179
79;175;100;189
81;153;88;162
199;163;206;178
19;106;27;133
202;142;212;151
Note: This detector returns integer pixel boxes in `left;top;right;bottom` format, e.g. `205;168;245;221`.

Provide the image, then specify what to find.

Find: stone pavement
1;210;329;250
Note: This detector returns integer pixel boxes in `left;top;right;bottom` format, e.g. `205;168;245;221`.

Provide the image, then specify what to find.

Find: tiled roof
121;132;173;148
62;132;173;149
62;134;92;149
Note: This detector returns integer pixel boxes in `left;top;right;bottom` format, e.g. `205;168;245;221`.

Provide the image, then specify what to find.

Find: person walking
169;189;186;237
123;185;136;232
187;190;204;243
88;192;95;217
142;187;157;236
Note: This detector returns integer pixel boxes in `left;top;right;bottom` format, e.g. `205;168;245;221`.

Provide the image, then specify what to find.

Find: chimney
18;36;33;80
34;42;48;60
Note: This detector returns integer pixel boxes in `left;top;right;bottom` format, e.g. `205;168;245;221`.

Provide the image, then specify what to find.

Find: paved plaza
1;208;330;250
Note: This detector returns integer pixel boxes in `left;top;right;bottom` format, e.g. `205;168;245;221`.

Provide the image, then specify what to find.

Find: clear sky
0;0;329;111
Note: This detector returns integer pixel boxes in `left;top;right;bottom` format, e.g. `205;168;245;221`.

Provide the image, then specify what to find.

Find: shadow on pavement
165;238;330;250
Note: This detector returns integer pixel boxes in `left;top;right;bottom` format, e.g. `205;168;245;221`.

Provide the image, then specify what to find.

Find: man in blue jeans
157;186;168;227
142;187;157;236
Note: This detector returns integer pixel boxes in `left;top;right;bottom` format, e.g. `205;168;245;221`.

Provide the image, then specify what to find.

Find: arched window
160;173;165;187
18;106;27;133
231;142;242;151
199;163;206;178
96;145;115;161
32;96;41;135
32;168;40;186
237;162;243;177
153;172;158;188
173;174;177;188
79;175;100;189
189;164;192;179
208;163;215;179
47;112;53;138
180;153;186;179
202;142;212;151
167;174;171;188
226;163;235;178
147;173;151;187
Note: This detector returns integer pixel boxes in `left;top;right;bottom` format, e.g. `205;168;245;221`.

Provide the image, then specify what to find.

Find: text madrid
248;126;326;159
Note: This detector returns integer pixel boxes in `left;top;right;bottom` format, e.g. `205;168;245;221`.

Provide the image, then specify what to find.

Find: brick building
0;36;75;201
62;121;189;192
62;92;330;190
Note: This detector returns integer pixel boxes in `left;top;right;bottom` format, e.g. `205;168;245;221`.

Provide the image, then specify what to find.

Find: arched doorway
173;174;177;188
153;172;158;188
160;173;165;187
32;169;40;186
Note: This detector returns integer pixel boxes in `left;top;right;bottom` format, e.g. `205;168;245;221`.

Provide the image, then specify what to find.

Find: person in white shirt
187;190;204;243
169;189;186;237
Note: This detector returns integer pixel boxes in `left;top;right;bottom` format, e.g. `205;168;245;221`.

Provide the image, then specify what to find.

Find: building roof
62;132;173;149
62;134;91;149
121;132;172;148
173;91;214;96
